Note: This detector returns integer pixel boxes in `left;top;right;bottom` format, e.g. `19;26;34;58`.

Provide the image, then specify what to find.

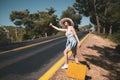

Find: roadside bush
0;29;11;45
109;30;120;44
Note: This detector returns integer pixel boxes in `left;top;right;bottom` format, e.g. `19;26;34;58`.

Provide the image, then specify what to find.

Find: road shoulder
50;33;120;80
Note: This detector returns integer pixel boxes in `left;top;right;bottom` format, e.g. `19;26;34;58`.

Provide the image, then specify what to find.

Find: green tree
74;0;120;43
73;0;102;33
33;11;58;37
106;2;120;35
10;8;58;40
10;9;29;41
95;0;120;35
46;7;56;15
61;7;82;31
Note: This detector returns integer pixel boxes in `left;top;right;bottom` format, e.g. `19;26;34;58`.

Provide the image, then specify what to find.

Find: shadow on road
83;45;120;80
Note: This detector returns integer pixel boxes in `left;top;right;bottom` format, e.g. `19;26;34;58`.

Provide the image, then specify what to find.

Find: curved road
0;31;88;80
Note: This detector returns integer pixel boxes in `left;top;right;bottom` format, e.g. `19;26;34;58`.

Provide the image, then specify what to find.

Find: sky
0;0;90;26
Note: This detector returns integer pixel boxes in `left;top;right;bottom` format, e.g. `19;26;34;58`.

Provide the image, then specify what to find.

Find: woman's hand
77;42;81;48
49;22;67;32
49;23;53;27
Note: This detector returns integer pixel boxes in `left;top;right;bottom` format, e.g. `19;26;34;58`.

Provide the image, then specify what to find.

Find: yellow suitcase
67;62;87;80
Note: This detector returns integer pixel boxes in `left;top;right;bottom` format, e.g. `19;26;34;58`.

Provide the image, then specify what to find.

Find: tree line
9;7;81;40
74;0;120;43
0;7;82;45
0;0;120;45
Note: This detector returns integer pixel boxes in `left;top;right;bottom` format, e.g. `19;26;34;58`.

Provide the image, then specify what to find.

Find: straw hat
59;18;74;27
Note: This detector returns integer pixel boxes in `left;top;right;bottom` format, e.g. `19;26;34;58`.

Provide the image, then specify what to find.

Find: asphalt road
0;31;88;80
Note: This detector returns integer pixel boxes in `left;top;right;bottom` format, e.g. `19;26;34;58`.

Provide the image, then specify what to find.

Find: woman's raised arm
49;23;67;32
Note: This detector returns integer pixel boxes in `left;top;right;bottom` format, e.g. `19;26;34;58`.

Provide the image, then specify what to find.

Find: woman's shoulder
69;26;75;30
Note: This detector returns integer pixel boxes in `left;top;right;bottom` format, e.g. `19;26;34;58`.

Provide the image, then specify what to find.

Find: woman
49;18;80;69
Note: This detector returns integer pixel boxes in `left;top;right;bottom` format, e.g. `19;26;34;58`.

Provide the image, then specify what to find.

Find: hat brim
59;18;74;27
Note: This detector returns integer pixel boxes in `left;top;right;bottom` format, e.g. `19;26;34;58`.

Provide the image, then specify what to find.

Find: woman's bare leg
72;48;79;63
63;47;69;64
61;47;70;69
